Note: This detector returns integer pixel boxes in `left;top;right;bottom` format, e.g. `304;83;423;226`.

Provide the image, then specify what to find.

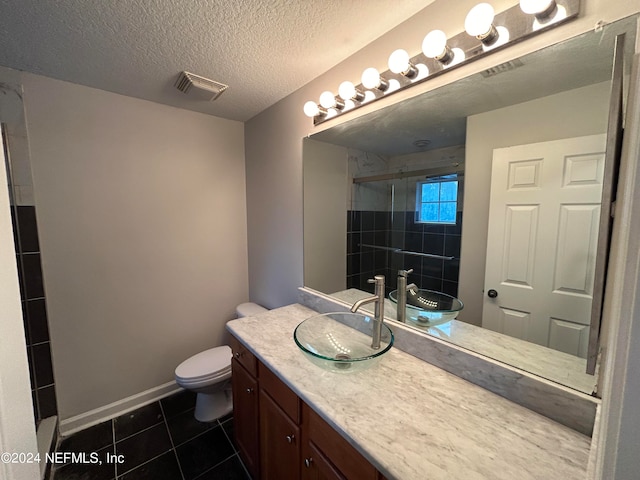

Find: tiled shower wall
12;206;57;423
347;210;462;297
346;145;464;298
4;124;57;424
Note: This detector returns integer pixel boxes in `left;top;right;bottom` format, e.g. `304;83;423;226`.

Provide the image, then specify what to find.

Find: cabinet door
259;390;301;480
232;359;260;479
301;439;346;480
302;403;377;480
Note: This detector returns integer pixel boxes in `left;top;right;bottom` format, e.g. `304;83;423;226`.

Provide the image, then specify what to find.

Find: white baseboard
58;381;183;437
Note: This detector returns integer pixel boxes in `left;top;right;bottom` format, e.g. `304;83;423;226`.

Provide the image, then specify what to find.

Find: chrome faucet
350;275;386;349
396;269;417;324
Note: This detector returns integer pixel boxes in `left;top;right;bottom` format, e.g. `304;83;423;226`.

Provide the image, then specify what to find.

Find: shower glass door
347;171;462;297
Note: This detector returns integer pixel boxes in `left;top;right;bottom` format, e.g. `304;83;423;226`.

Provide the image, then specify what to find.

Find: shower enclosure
346;167;463;298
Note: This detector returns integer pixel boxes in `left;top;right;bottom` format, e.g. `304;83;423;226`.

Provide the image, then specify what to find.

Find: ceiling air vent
480;59;524;78
174;71;228;101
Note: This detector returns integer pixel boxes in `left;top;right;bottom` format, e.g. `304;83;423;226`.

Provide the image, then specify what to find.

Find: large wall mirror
303;14;637;395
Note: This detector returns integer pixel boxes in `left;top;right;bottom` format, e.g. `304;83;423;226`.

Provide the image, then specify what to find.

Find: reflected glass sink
294;312;393;373
389;289;463;327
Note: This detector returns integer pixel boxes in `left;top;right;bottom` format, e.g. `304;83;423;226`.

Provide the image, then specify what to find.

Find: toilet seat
175;346;232;386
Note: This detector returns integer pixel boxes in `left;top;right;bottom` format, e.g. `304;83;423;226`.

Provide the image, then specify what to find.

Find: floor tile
118;450;182;480
193;454;250;480
52;445;115;480
220;418;236;449
176;426;235;480
115;423;172;476
114;402;164;441
166;408;215;447
58;420;113;456
160;390;197;419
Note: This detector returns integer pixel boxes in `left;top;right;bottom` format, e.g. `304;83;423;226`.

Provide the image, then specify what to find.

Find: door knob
487;289;498;298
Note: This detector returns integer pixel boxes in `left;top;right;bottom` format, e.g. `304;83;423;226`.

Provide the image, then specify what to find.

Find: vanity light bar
303;0;579;125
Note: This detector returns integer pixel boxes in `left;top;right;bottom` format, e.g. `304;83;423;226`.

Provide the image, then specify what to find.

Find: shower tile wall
347;210;462;297
11;205;57;424
5;119;57;425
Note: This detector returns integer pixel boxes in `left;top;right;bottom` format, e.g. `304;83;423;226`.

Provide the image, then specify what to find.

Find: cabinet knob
245;388;254;394
286;434;295;444
304;458;313;468
234;352;241;358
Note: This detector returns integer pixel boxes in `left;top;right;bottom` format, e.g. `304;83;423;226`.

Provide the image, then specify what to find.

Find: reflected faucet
396;269;417;324
350;275;386;349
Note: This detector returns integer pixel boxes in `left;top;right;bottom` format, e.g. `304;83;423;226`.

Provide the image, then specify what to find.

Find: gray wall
459;81;611;326
303;139;348;294
22;73;248;421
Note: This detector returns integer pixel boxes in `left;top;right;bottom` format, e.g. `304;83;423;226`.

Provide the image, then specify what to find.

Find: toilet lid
175;345;232;381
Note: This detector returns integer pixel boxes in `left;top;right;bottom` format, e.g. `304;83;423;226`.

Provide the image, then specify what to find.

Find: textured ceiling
0;0;434;121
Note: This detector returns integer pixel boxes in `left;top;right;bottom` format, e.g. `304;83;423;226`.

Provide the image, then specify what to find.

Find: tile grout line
170;419;217;449
158;400;187;480
191;452;240;480
114;418;166;444
218;417;238;455
115;449;175;479
112;419;117;479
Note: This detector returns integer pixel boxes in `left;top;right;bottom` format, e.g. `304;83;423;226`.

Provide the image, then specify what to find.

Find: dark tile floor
51;390;250;480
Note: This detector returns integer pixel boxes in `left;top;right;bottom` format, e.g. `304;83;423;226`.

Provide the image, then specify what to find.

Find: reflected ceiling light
338;81;365;102
361;67;389;91
303;101;327;118
422;30;454;65
465;3;499;46
388;49;418;78
319;91;345;110
520;0;557;20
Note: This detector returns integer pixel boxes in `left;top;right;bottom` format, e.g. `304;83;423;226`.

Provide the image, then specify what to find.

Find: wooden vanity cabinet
258;363;301;479
301;403;377;480
230;333;384;480
230;336;260;479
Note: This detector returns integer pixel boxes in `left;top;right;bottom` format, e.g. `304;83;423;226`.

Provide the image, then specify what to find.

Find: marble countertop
227;304;591;480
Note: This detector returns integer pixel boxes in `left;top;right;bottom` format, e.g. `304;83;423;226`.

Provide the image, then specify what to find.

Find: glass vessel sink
389;289;464;327
294;312;394;373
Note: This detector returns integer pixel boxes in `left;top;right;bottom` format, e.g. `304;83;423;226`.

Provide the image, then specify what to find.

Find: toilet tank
236;302;268;318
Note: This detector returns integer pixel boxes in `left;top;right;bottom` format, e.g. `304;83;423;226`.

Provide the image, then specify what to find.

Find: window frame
415;174;459;225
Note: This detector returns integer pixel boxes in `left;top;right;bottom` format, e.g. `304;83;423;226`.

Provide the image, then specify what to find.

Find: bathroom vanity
230;333;383;479
227;304;591;480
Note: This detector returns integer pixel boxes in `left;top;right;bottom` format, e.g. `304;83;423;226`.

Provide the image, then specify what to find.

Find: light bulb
303;101;321;118
520;0;556;18
319;91;336;109
422;30;454;64
422;30;447;58
361;67;388;91
388;49;414;76
338;81;364;102
465;3;495;37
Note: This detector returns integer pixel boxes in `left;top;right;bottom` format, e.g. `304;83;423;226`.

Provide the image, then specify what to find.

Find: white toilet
174;302;268;422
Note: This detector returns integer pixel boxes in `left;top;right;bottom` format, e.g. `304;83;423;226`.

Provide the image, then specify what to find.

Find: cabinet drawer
303;403;377;480
259;362;300;424
230;334;257;377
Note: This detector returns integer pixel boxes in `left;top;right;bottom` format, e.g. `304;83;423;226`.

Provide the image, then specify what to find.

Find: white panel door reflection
483;134;606;358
